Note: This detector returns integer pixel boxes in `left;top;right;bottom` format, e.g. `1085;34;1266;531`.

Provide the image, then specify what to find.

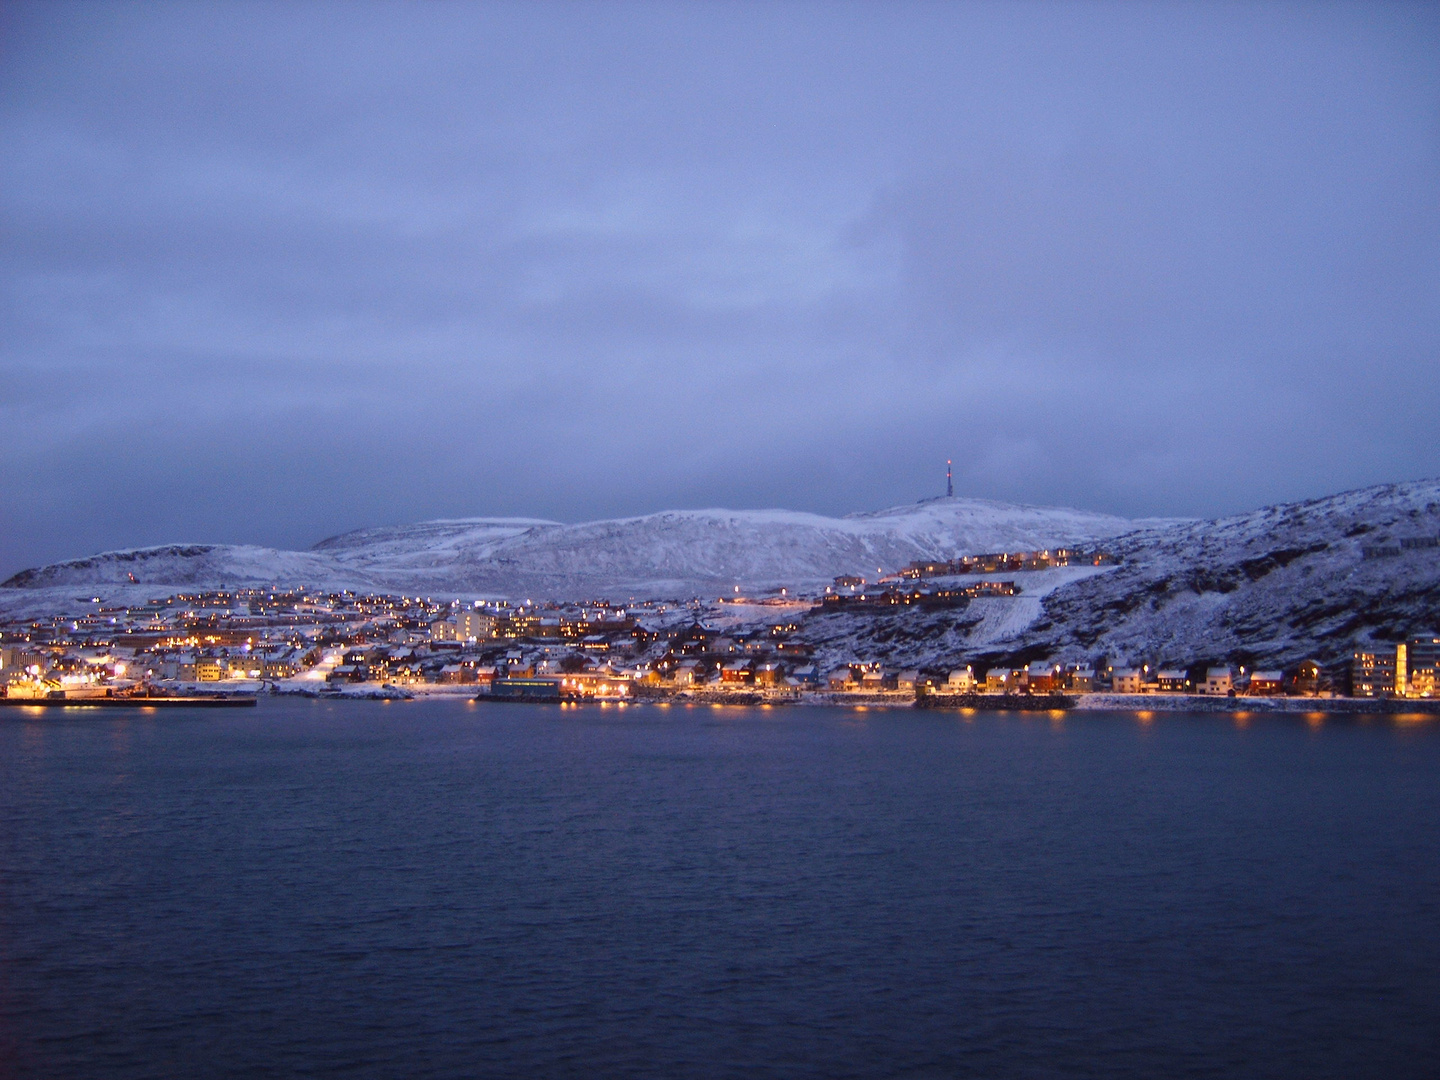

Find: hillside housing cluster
0;588;662;699
2;583;1437;705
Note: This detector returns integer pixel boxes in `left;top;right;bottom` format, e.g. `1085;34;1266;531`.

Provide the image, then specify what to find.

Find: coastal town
2;543;1436;709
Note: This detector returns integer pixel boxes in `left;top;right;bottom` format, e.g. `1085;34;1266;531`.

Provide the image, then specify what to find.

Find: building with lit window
430;610;495;643
1350;651;1396;697
1247;671;1283;695
947;667;976;692
1155;670;1189;693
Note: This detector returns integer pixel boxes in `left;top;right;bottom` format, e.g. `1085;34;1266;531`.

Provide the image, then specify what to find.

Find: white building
1112;668;1143;694
1203;667;1234;695
431;610;496;643
947;667;976;692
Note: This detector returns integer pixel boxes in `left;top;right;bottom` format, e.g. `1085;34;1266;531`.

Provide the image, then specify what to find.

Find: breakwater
917;692;1076;711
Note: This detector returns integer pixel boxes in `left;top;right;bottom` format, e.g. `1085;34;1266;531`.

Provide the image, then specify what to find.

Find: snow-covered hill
0;544;370;591
1024;479;1440;668
315;500;1148;597
803;480;1440;673
1;497;1144;598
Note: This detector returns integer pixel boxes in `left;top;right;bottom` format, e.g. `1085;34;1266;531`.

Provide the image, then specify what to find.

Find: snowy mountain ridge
3;497;1145;598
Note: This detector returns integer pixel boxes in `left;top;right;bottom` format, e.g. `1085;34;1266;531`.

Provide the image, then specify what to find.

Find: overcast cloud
2;0;1438;576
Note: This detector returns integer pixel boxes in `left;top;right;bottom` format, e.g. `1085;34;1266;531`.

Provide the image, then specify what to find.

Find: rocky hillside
801;480;1440;674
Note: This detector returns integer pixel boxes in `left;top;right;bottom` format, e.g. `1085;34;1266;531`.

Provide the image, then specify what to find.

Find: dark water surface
2;700;1438;1079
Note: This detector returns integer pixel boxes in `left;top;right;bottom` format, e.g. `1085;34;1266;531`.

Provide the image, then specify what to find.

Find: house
753;661;783;687
228;652;262;679
720;661;751;685
1286;659;1326;697
1064;667;1095;693
826;668;855;691
672;659;701;687
339;657;371;681
790;664;819;687
896;670;919;693
387;660;425;685
195;656;225;682
1203;667;1234;695
947;667;976;692
1026;661;1060;693
1247;671;1283;696
860;669;886;690
499;651;532;678
1155;670;1189;693
261;650;299;678
1111;668;1143;694
984;668;1018;693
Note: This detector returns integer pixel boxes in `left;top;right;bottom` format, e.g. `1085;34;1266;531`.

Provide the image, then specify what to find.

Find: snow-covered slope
1022;479;1440;668
803;480;1440;673
313;501;1144;597
1;498;1143;598
312;518;559;557
0;544;370;590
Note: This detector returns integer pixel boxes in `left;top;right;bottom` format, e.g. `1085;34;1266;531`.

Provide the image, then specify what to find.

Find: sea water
2;699;1438;1078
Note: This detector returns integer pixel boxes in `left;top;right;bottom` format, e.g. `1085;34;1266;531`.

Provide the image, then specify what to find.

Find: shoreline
9;683;1437;717
1071;693;1440;715
0;695;256;708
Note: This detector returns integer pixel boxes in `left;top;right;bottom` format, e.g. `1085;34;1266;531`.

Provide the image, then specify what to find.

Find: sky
2;0;1438;577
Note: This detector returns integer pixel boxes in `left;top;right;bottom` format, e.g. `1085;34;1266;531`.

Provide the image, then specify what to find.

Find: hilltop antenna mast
946;459;953;498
